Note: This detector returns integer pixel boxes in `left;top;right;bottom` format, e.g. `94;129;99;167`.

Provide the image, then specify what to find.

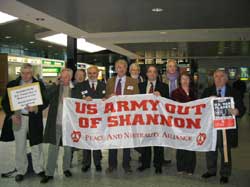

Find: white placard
7;82;43;111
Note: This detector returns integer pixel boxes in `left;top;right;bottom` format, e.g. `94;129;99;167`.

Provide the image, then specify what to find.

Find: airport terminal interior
0;0;250;187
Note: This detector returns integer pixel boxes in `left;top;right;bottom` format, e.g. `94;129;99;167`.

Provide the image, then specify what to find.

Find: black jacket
0;77;48;146
74;80;106;99
139;80;169;98
201;84;246;148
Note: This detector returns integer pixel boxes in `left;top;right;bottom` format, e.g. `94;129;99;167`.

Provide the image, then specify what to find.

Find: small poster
212;97;236;129
7;82;43;111
227;67;237;80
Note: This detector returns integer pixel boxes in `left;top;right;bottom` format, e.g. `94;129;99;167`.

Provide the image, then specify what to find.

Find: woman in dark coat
171;72;197;175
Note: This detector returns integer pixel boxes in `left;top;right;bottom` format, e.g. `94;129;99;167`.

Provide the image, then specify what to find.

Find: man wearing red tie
74;66;106;173
137;65;169;174
105;59;139;173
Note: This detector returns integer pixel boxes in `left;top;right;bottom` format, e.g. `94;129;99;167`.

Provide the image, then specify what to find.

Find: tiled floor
0;111;250;186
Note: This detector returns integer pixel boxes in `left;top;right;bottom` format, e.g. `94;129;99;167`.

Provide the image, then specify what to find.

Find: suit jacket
201;84;246;148
0;77;48;146
74;80;106;99
105;76;139;97
139;80;169;99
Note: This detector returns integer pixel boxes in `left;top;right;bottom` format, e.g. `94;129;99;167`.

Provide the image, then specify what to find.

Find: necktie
149;82;154;93
217;89;221;97
91;82;95;92
116;78;122;95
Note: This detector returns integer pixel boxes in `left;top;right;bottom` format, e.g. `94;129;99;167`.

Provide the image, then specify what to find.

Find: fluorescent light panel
41;33;105;53
0;11;18;24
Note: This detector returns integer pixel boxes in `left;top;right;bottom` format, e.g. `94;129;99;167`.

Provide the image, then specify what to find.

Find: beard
131;74;139;79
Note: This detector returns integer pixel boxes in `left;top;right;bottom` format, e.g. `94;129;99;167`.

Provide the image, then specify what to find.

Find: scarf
167;71;179;95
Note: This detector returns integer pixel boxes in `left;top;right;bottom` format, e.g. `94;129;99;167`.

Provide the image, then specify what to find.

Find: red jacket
171;87;196;103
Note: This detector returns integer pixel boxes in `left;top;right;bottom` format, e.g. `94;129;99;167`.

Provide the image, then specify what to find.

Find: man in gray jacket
41;68;75;183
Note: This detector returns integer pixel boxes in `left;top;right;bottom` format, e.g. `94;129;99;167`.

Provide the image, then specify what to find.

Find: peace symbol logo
71;131;81;143
196;133;207;146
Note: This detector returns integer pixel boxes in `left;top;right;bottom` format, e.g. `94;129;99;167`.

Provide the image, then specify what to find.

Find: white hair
21;63;33;72
166;59;177;68
61;68;73;79
213;69;228;80
129;63;140;72
115;59;128;69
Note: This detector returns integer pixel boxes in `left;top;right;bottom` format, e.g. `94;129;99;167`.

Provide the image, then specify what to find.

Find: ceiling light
152;8;164;12
5;36;12;39
77;38;106;53
41;33;106;53
0;11;18;24
29;41;35;44
41;33;67;46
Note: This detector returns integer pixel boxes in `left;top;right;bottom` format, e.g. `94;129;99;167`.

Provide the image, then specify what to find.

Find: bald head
87;66;99;81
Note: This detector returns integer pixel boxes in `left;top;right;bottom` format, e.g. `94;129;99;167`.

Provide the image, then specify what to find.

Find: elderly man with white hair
129;63;144;83
41;68;76;183
201;69;245;184
1;63;48;182
166;59;179;96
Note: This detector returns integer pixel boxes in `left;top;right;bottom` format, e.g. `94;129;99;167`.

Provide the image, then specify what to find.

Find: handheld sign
212;97;236;130
7;82;43;111
211;97;236;163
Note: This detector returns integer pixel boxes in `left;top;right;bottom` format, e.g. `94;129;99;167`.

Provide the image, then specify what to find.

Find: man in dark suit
105;59;139;173
201;69;245;184
74;66;106;172
137;65;169;174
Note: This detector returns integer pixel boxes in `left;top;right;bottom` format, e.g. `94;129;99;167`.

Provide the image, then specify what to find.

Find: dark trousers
134;147;143;154
82;149;102;167
108;148;130;169
206;131;232;177
176;149;196;173
141;146;164;169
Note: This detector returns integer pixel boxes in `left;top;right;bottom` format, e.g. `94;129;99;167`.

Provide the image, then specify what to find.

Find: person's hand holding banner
153;91;161;97
83;96;93;101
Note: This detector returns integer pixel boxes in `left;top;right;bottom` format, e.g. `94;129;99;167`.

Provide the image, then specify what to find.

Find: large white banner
62;94;219;152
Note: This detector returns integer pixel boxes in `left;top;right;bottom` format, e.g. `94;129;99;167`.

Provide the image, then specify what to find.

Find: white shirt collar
69;81;74;88
147;80;156;86
88;79;97;83
116;75;126;81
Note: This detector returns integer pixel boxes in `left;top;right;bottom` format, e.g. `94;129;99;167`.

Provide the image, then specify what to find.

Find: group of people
0;58;245;185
